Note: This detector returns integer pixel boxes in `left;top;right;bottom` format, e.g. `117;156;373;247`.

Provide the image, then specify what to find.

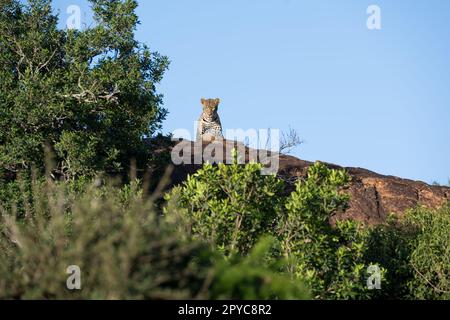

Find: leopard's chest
199;113;222;136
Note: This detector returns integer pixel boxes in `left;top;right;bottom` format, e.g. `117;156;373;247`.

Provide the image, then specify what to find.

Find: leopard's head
201;98;220;119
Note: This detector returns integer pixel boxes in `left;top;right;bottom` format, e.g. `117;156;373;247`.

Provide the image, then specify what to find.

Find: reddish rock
167;140;449;224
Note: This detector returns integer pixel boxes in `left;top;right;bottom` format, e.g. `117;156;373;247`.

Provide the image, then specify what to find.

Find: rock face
167;140;449;224
277;154;449;224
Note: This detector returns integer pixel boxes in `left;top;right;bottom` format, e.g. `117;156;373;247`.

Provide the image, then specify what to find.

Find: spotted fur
197;98;223;141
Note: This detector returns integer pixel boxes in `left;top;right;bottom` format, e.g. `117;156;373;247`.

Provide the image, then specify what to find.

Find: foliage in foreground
165;160;384;299
0;178;309;299
166;158;450;300
368;204;450;300
165;158;285;255
405;204;450;299
278;162;378;299
0;159;448;300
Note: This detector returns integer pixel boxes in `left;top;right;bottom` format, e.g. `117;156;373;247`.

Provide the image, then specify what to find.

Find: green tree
0;0;169;179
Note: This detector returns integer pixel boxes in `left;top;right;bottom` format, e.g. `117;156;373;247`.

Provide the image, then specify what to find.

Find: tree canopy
0;0;169;179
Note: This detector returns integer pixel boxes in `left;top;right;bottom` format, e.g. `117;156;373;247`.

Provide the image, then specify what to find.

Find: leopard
196;98;223;141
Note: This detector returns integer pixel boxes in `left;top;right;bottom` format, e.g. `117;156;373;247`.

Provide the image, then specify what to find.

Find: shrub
279;162;383;299
2;154;446;300
209;236;309;299
365;204;450;300
166;158;385;299
364;215;416;299
405;204;450;299
164;151;285;255
0;177;308;299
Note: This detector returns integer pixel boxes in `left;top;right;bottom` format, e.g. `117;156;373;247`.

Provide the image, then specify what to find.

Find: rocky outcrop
167;140;449;224
277;154;449;224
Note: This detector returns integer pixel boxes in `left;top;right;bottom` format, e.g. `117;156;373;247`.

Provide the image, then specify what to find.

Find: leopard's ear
201;98;206;106
214;98;221;106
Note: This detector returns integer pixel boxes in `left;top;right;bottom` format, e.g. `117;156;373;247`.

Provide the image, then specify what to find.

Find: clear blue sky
52;0;449;184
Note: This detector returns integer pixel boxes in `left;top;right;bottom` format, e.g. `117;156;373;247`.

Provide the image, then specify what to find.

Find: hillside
166;139;450;224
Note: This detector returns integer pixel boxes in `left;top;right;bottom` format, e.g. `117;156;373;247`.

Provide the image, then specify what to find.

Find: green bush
209;236;309;299
367;205;450;300
0;177;308;300
405;204;450;299
279;162;383;299
367;204;450;300
1;158;448;300
166;158;385;299
164;151;285;255
364;215;416;299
